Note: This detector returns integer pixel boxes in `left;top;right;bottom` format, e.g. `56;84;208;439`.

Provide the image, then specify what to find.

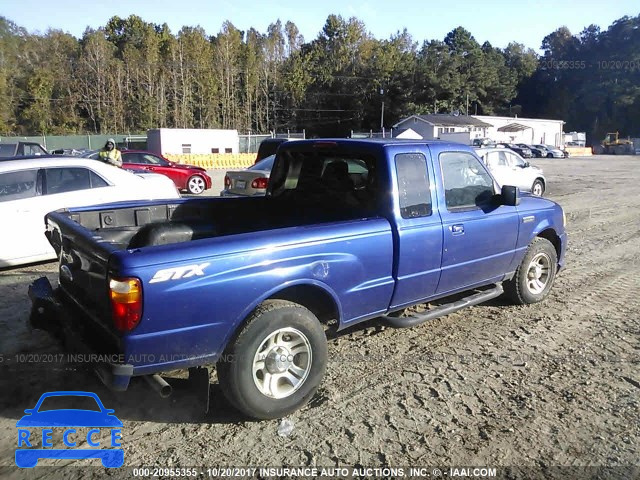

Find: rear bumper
28;277;133;391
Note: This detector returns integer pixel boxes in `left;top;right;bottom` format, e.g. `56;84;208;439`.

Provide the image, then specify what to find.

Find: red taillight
251;177;269;189
224;175;231;188
109;277;142;332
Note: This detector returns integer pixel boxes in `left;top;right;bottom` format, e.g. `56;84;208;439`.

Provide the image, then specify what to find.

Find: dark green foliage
0;13;638;139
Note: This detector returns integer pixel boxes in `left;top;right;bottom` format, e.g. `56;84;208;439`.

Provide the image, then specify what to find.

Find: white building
393;114;566;147
147;128;239;155
472;115;565;147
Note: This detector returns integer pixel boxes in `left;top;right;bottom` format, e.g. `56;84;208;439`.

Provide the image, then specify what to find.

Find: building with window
473;116;565;147
393;114;566;147
392;114;493;144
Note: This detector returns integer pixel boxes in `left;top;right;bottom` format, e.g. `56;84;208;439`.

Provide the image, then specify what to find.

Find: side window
142;154;165;165
124;153;144;164
395;153;432;218
440;152;495;210
0;170;39;201
90;171;109;188
506;152;525;167
45;168;92;195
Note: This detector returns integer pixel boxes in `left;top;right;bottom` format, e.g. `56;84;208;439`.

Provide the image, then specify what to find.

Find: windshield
37;395;101;412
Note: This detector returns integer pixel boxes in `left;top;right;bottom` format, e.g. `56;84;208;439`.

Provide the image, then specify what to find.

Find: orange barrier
565;147;593;156
164;153;256;169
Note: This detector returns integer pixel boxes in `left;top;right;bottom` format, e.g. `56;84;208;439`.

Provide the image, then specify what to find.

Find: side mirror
501;185;520;206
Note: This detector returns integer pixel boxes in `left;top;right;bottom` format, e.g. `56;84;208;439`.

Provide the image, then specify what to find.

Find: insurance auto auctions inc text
204;466;497;478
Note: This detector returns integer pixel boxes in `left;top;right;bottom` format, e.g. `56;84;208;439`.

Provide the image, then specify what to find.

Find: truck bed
60;195;378;251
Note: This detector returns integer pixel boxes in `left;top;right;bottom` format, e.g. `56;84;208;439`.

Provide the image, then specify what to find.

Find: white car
533;144;566;158
0;157;180;267
475;147;546;196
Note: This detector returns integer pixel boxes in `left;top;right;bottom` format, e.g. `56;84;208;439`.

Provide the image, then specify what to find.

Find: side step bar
383;283;504;328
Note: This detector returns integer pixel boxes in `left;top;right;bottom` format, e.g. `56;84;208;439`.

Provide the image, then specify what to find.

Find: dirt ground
0;155;638;478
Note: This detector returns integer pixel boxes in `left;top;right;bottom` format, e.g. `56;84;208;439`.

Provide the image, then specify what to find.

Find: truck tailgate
46;210;121;339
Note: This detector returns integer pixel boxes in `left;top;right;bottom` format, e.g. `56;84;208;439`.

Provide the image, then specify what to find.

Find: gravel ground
0;155;638;478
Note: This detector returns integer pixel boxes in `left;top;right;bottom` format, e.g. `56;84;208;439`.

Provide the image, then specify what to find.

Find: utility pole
380;88;385;135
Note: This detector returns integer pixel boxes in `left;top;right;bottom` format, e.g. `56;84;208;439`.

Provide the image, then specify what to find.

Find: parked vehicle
255;138;289;163
0;157;180;267
497;143;533;158
592;132;634;155
476;147;546;196
84;150;212;195
29;139;566;419
533;144;565;158
0;142;48;158
517;144;545;158
222;154;275;196
472;138;496;147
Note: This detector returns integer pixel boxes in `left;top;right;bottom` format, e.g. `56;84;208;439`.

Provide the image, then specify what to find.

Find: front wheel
186;175;206;194
505;237;558;304
217;300;328;419
532;179;545;196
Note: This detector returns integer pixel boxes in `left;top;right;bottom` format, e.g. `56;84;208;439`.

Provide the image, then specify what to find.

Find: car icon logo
15;391;123;468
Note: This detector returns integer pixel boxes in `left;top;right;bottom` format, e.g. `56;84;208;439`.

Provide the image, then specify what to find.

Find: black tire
504;237;558;305
217;300;328;419
531;179;545;196
186;175;206;194
546;153;554;158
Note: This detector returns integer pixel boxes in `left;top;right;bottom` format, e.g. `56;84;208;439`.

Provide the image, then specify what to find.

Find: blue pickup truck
29;139;566;419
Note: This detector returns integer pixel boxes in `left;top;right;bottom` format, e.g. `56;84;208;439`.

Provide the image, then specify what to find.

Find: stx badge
149;263;210;283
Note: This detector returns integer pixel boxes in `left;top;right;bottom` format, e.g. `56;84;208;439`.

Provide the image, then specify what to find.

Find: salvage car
0;157;180;267
84;150;212;195
533;144;566;158
29;139;566;419
0;142;49;158
498;143;533;158
221;154;275;196
476;147;546;196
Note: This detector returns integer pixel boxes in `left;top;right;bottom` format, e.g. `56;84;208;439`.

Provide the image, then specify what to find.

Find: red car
85;150;212;194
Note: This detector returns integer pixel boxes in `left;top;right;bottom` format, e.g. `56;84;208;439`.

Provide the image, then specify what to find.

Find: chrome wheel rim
532;182;543;196
252;327;312;399
526;252;551;294
188;176;205;194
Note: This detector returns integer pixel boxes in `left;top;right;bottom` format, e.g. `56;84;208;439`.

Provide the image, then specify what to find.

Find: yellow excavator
593;132;634;154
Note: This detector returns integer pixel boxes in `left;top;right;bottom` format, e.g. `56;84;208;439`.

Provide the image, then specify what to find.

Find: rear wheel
546;152;554;158
186;175;206;194
505;237;557;304
217;300;328;419
532;179;545;196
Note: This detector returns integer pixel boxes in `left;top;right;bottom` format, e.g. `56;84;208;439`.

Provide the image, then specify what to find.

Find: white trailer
147;128;239;155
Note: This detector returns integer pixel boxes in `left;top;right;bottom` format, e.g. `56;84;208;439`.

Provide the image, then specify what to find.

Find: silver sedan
220;154;275;196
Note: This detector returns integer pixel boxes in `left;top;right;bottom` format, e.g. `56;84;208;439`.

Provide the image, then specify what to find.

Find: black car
255;138;289;163
498;143;533;158
517;143;545;158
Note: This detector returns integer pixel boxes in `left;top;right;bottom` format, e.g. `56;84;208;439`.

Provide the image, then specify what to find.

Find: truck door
435;150;518;294
389;151;443;309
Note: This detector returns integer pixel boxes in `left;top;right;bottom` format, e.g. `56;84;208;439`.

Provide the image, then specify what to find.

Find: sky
1;0;638;51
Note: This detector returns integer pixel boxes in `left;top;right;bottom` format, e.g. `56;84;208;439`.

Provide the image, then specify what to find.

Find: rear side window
0;170;39;201
45;168;92;194
440;151;494;210
90;171;109;188
395;153;432;218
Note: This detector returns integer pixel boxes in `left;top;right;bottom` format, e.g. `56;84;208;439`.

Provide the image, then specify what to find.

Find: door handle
450;224;465;235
